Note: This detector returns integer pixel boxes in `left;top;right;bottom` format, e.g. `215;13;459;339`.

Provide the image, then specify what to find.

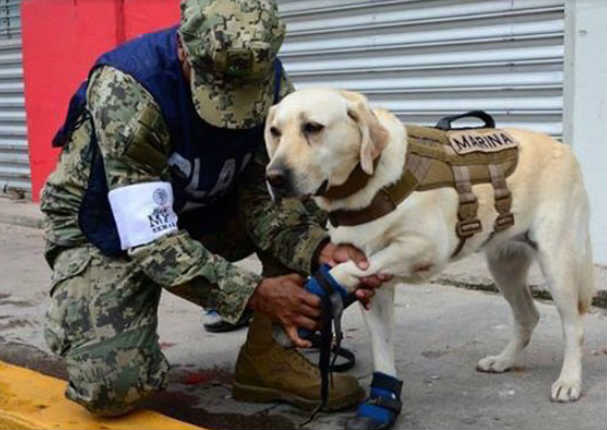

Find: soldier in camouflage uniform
41;0;382;417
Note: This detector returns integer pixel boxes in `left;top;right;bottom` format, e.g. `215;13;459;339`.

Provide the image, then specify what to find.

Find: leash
298;264;357;427
306;333;356;372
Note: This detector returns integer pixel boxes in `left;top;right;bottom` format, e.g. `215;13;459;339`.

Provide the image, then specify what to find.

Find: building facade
0;0;28;194
17;0;606;263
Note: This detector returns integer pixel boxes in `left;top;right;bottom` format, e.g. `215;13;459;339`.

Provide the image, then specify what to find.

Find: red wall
22;0;179;201
124;0;180;40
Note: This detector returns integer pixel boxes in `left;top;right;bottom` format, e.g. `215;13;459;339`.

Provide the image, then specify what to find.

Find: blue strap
306;264;349;300
273;58;282;103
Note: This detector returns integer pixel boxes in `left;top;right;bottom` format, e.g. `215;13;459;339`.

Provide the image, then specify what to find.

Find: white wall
563;0;607;264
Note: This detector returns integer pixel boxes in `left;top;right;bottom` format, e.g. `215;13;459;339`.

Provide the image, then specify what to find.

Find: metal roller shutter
0;0;29;195
277;0;564;138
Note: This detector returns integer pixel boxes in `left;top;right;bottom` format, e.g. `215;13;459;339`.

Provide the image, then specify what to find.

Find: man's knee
64;334;169;417
66;378;142;417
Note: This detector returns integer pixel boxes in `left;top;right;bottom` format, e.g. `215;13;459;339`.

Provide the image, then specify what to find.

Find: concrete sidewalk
0;197;44;229
0;215;606;429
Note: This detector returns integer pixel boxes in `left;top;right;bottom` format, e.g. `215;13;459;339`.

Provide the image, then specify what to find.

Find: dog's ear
341;90;389;175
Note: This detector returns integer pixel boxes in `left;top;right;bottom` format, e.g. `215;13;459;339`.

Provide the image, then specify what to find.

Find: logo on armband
148;207;177;233
148;188;176;234
153;188;169;206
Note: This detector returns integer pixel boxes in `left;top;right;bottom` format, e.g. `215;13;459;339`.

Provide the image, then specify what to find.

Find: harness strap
371;371;404;395
451;165;482;258
488;164;514;232
480;164;515;247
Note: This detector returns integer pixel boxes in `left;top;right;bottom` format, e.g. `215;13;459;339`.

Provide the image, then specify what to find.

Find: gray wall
564;0;606;264
277;0;565;137
0;0;28;195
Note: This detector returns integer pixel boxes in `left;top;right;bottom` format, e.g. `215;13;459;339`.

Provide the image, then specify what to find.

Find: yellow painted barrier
0;361;203;430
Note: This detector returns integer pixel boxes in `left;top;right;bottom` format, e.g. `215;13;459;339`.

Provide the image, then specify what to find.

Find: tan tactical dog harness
325;111;519;257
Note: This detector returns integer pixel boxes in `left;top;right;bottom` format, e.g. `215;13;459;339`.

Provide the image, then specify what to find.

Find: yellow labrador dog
264;88;594;427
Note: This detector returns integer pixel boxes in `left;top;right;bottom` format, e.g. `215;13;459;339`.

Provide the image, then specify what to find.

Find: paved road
1;222;605;429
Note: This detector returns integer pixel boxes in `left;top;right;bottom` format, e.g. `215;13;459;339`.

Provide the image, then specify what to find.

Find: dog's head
264;89;389;200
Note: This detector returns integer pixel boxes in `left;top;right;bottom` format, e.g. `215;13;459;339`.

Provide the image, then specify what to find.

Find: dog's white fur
265;88;595;403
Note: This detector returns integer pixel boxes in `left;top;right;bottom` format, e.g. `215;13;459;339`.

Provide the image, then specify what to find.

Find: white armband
108;181;178;250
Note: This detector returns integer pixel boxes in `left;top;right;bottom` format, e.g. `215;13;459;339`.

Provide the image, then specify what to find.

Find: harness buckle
494;212;515;231
456;218;482;238
367;396;403;414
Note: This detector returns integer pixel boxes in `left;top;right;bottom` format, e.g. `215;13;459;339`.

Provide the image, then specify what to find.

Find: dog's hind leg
531;173;593;402
535;230;591;402
477;242;539;373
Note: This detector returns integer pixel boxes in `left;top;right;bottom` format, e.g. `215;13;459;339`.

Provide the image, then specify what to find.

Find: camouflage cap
179;0;286;129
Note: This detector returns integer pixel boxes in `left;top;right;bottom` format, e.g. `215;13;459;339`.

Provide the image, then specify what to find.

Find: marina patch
448;130;519;155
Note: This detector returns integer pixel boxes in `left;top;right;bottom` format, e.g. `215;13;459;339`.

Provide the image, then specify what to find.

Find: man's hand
247;274;321;348
318;242;392;309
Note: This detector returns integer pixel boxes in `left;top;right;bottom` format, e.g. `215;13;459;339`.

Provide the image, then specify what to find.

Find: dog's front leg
345;283;403;430
336;241;432;430
363;282;397;376
328;238;423;291
330;237;439;291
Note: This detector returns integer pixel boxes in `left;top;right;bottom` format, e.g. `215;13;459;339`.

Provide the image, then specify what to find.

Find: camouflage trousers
44;215;290;417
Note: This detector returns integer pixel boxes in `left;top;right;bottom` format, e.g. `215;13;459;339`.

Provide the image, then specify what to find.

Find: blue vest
53;27;281;256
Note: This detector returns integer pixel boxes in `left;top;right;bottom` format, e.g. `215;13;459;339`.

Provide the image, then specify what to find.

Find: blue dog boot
345;372;403;430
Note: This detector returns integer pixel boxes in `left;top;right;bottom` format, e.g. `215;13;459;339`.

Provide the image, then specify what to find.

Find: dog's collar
328;146;414;228
319;158;380;201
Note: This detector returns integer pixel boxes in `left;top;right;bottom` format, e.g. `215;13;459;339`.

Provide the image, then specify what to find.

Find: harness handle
435;110;495;130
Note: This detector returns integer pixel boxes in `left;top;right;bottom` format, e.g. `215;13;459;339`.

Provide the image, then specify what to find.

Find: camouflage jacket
41;66;329;323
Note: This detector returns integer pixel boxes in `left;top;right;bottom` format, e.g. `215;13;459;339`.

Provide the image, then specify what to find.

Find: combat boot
233;312;364;411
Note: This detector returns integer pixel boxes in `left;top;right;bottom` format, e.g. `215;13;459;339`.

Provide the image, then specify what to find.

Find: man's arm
238;69;330;275
87;66;263;324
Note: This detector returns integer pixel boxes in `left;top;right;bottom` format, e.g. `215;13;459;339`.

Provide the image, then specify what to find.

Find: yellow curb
0;361;203;430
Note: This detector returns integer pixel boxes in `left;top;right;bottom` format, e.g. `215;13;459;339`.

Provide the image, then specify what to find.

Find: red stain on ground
159;342;176;350
184;372;212;385
182;368;234;386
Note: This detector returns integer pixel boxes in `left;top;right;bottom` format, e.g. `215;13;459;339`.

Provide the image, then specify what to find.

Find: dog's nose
266;169;287;189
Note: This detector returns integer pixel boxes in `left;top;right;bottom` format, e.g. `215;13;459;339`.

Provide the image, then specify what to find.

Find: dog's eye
270;126;281;138
302;122;324;134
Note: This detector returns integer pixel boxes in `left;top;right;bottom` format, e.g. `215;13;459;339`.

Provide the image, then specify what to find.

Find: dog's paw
550;379;581;402
330;261;369;291
476;355;513;373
